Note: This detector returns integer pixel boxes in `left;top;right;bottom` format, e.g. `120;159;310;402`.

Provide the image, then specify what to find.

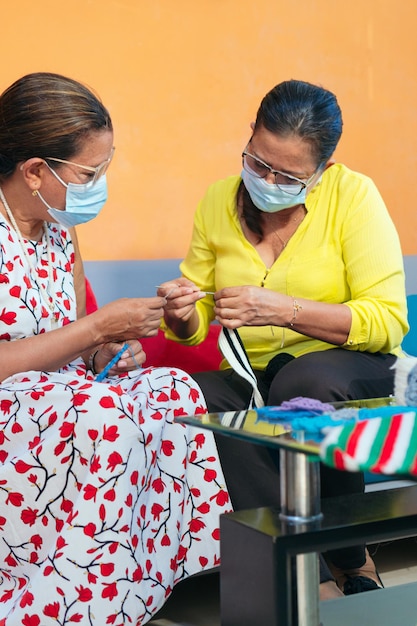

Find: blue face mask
37;165;108;228
241;168;307;213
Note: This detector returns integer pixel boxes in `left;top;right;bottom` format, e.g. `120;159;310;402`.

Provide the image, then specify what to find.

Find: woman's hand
93;297;165;343
214;286;285;328
157;278;206;339
158;278;205;323
92;339;146;377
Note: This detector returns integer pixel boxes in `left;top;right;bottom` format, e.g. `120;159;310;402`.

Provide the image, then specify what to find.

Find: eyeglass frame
242;148;322;196
44;146;115;186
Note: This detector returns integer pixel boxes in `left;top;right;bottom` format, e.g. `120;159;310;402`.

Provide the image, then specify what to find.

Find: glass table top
175;396;398;456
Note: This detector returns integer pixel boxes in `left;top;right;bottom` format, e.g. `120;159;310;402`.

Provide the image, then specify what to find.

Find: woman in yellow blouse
159;79;408;598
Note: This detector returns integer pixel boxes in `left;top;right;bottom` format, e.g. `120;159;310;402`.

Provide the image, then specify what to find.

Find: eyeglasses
242;149;319;196
45;147;115;186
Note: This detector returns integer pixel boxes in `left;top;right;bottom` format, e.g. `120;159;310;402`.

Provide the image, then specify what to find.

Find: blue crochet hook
95;342;129;382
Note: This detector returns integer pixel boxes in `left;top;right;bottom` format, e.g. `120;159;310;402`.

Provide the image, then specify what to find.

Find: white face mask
241;168;307;213
37;164;108;228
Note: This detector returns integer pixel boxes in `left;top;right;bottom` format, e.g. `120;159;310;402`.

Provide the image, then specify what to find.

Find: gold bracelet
289;298;303;327
88;349;100;375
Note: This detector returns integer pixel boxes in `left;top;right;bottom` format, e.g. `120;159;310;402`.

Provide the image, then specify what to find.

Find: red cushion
85;278;221;373
85;278;99;314
141;326;222;373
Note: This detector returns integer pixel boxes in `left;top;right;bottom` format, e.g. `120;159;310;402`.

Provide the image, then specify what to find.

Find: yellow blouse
165;164;408;370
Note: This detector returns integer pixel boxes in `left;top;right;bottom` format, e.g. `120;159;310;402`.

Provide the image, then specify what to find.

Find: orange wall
2;1;417;259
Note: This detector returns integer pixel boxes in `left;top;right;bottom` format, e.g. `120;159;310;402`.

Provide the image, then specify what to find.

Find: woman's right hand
92;296;166;342
157;278;205;324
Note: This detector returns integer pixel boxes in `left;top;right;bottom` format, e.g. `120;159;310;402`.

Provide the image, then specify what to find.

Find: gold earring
32;189;38;197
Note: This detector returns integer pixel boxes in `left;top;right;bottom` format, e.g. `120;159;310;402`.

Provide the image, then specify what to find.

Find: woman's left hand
93;339;145;376
214;286;285;328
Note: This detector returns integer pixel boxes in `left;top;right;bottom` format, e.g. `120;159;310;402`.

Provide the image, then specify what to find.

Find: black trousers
192;348;397;583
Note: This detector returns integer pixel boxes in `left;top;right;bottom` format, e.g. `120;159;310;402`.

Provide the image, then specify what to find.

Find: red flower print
54;441;66;456
0;399;13;413
5;553;17;567
130;470;139;485
48;411;58;426
0;590;13;603
197;502;210;514
7;491;24;506
76;585;93;602
11;422;23;433
156;391;169;402
189;387;200;402
106;451;123;471
88;429;99;440
21;507;39;526
189;517;206;533
161;534;171;546
60;498;73;513
19;590;34;607
152;477;165;494
214;489;229;507
0;307;16;325
204;468;217;482
15;460;33;473
212;528;221;540
194;433;206;448
151;410;163;420
83;522;96;538
161;440;174;456
146;538;155;553
59;421;75;438
0;516;6;527
100;396;116;409
22;614;41;626
151;503;164;521
30;534;43;549
101;581;118;600
104;489;116;501
0;274;9;283
132;565;143;582
90;454;101;473
87;571;98;584
9;285;20;296
43;602;60;618
199;556;208;568
73;393;90;406
67;613;82;622
103;424;119;441
100;563;114;577
83;484;98;501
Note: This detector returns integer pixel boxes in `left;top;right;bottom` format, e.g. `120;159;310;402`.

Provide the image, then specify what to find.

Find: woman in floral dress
0;72;230;626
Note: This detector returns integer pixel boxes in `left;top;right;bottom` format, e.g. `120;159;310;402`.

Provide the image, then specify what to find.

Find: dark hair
241;79;343;238
0;72;112;180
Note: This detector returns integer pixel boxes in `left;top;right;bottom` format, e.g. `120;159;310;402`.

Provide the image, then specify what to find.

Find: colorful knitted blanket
319;357;417;475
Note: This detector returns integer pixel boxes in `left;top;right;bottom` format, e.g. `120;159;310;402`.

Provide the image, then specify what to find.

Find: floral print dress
0;219;230;626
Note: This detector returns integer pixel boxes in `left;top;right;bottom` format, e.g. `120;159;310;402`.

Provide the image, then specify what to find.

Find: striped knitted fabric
320;410;417;475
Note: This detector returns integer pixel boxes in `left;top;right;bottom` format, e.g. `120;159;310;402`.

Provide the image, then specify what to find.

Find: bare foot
319;580;344;601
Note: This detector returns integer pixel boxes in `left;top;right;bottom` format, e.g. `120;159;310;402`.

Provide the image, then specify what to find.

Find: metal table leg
279;448;322;626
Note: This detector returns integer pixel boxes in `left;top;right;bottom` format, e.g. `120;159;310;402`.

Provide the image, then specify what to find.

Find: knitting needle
96;342;129;382
155;285;215;295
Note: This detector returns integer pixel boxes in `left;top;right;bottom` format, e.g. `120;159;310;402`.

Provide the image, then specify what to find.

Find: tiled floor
149;537;417;626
